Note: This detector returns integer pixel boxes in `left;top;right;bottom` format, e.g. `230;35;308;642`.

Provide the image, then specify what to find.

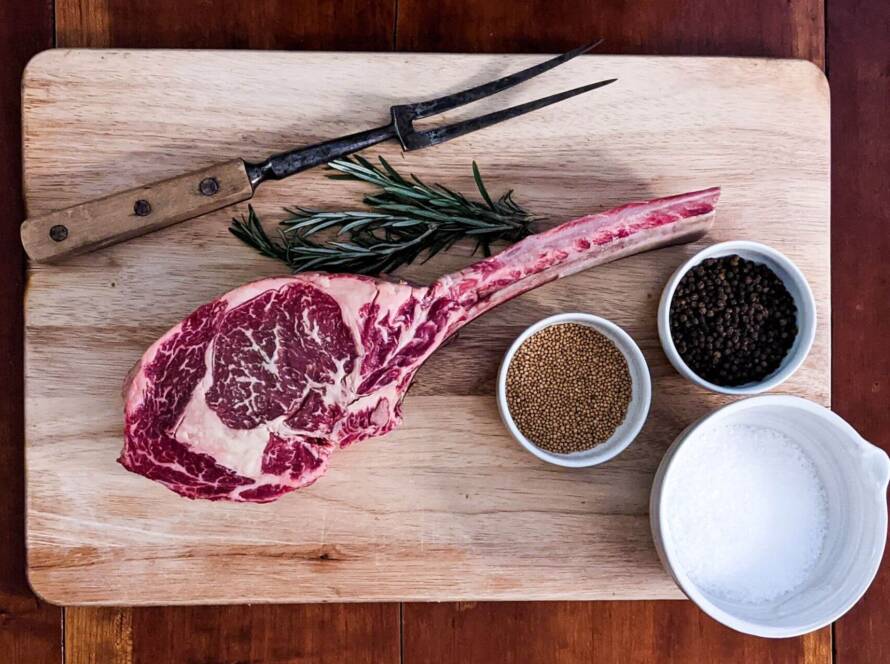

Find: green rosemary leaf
290;217;352;237
472;161;497;211
229;156;540;275
378;156;407;184
229;205;289;261
353;153;375;170
380;185;430;200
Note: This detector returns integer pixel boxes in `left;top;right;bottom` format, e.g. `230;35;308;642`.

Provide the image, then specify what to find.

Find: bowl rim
657;240;817;395
653;394;890;638
496;312;652;468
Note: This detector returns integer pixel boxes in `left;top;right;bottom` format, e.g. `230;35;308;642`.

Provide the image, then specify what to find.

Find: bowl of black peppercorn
657;241;816;394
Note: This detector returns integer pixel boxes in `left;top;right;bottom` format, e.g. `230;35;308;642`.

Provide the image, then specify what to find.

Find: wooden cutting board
22;50;830;605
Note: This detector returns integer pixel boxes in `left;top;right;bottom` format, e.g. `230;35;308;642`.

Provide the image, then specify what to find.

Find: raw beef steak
121;187;720;502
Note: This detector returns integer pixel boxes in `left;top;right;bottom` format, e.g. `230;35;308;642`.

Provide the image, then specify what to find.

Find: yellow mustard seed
506;322;632;454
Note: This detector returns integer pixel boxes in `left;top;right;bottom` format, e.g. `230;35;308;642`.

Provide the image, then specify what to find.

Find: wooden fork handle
20;158;253;263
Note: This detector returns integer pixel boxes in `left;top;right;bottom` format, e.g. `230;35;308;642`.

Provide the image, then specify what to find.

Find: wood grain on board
23;50;829;607
0;0;61;662
52;3;405;663
396;4;832;662
8;1;859;662
830;1;890;663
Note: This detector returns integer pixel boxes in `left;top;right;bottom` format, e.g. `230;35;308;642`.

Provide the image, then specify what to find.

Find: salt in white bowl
651;395;890;638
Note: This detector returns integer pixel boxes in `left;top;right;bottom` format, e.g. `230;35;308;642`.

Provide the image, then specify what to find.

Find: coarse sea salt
666;423;829;604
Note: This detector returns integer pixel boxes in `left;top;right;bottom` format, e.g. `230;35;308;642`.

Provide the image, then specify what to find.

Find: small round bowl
651;395;890;638
657;240;817;395
496;313;652;467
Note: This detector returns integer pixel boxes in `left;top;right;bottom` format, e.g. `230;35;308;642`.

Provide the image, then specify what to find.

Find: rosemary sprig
230;155;539;275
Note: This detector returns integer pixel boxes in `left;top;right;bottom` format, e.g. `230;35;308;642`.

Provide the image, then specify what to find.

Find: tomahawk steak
121;187;719;502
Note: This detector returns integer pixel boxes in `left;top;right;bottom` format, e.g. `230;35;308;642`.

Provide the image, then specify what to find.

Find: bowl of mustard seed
497;313;652;467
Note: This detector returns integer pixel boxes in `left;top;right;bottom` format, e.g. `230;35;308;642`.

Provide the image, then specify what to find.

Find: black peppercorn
668;254;798;386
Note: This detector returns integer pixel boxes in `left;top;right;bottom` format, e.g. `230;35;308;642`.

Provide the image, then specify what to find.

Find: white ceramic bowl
651;395;890;638
657;241;817;395
496;313;651;467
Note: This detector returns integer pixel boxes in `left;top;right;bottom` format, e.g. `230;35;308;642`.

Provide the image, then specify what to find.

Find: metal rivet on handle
199;177;220;196
49;224;69;242
134;199;152;216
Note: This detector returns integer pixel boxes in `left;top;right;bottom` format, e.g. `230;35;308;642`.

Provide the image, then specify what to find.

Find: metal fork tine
406;39;604;119
405;78;617;150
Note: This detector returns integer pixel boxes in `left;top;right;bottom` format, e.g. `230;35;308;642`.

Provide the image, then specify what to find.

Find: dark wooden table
2;1;887;662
